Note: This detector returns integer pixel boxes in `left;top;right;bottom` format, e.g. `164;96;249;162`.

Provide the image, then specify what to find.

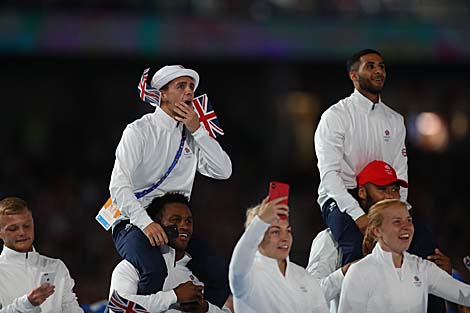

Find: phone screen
268;181;289;219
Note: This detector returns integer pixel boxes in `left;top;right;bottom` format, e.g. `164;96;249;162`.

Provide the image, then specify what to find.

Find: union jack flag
137;68;161;107
107;290;149;313
192;94;224;138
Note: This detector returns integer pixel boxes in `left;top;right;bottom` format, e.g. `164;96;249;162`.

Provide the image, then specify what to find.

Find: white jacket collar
372;243;409;269
153;105;180;130
1;245;38;263
255;250;290;276
352;88;383;113
160;244;192;267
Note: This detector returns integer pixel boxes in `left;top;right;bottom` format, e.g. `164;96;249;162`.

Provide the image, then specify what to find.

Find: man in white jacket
314;49;408;267
110;65;232;305
109;192;232;313
0;197;83;313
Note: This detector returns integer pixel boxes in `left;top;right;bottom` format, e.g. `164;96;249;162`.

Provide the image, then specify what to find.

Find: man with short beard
109;192;232;312
314;49;409;267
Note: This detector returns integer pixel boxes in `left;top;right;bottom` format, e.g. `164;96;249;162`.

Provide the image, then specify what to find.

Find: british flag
107;290;149;313
192;94;224;139
137;68;161;107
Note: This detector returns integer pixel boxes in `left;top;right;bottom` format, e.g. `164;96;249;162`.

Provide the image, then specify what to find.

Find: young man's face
0;210;35;253
160;76;195;117
374;203;414;254
258;219;293;262
353;53;386;94
359;182;401;212
160;203;193;253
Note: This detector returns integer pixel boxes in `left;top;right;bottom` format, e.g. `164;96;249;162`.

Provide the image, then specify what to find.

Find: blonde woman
229;197;328;313
338;199;470;313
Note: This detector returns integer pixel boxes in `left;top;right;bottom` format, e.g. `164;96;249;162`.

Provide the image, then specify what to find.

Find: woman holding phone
229;195;329;313
338;199;470;313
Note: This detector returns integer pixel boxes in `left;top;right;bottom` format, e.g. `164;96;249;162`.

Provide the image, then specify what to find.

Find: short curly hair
146;192;190;221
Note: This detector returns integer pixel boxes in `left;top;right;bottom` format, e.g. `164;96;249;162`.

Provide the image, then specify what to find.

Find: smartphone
268;181;289;220
40;272;56;285
163;224;179;240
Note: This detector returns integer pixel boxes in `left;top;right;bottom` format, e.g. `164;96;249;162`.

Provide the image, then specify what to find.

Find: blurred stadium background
1;0;469;305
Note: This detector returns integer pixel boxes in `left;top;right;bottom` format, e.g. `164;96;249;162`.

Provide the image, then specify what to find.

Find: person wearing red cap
108;65;232;306
308;160;451;313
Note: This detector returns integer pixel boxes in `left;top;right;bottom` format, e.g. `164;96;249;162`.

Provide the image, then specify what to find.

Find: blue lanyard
134;128;187;199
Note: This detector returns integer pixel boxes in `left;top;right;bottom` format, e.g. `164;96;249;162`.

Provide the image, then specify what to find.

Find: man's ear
358;185;367;200
349;70;358;82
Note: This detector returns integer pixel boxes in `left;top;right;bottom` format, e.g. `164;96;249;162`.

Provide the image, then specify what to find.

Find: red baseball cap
357;160;408;188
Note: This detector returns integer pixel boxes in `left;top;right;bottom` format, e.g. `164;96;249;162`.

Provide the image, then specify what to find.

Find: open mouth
398;233;410;241
373;77;384;83
178;233;190;241
184;100;191;105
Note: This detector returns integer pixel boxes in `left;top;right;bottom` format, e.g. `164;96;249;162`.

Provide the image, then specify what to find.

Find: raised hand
173;101;200;133
258;196;289;224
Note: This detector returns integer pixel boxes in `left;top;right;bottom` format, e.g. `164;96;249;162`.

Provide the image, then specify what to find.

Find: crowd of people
1;49;470;313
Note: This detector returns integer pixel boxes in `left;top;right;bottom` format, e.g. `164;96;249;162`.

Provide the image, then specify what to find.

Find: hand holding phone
39;272;56;285
268;181;289;220
163;224;179;240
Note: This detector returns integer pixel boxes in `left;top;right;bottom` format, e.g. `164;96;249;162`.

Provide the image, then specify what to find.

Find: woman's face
374;203;414;254
258;219;293;262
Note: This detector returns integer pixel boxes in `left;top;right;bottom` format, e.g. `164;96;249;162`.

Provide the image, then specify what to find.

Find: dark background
0;0;469;304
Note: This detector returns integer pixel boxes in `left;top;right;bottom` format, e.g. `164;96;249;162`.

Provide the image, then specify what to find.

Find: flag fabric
192;94;224;139
137;68;161;107
107;290;149;313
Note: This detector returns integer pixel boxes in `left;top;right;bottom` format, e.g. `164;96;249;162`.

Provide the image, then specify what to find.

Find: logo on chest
299;285;308;293
183;145;193;156
383;129;391;142
413;275;422;287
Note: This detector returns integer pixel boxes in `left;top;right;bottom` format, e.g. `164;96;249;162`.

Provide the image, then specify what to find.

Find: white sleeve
427;261;470;306
306;231;344;302
109;261;177;312
338;263;369;313
0;295;40;313
229;216;269;298
59;262;84;313
314;109;364;220
391;115;409;205
192;126;232;180
109;126;153;230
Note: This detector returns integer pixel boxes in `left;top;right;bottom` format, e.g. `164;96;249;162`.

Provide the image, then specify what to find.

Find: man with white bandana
109;65;232;306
